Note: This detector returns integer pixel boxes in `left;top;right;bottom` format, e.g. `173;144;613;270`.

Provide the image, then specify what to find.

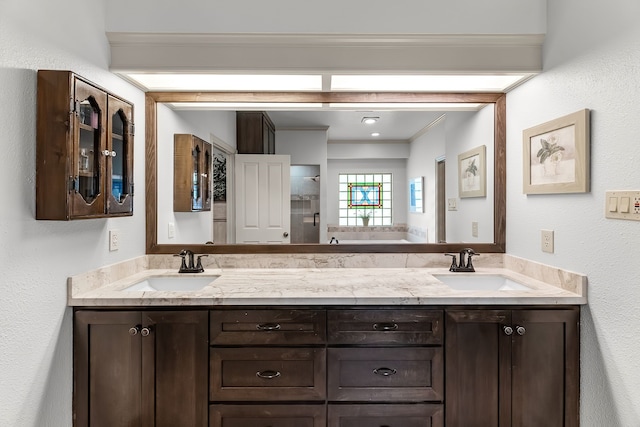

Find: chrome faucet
174;249;208;273
445;248;479;272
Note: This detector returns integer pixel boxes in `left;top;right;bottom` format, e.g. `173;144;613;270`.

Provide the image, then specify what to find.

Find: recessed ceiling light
362;117;379;124
371;132;380;137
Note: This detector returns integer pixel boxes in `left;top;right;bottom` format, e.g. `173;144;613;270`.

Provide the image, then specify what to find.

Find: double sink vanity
69;253;585;427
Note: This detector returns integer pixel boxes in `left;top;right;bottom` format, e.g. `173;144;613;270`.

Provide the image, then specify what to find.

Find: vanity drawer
327;347;443;402
210;309;326;345
328;404;443;427
328;309;443;345
210;348;326;401
210;404;326;427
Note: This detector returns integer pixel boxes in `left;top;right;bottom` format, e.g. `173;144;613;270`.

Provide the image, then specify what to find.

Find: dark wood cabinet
174;133;212;211
328;404;443;427
327;309;444;427
236;111;276;154
211;404;326;427
445;308;579;427
73;305;579;427
74;310;208;427
37;70;134;219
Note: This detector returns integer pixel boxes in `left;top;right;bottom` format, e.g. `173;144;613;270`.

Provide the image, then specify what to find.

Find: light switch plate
448;198;458;211
605;191;640;221
472;221;478;237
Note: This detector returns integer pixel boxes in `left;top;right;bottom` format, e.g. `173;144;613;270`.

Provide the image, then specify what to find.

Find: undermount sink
122;275;220;292
434;274;533;291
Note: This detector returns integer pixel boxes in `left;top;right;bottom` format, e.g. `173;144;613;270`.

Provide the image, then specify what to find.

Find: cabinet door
445;309;512;427
72;78;107;218
511;309;579;427
107;95;134;215
74;311;143;427
142;311;209;427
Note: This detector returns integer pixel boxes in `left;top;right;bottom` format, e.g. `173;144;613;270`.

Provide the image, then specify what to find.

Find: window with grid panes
338;173;392;226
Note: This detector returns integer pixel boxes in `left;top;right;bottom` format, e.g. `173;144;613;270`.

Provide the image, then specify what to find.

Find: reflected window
338;173;392;226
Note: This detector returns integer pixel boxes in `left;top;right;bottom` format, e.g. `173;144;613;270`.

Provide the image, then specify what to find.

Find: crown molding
108;32;543;75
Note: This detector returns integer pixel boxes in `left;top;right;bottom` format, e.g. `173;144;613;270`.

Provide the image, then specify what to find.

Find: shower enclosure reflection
290;166;321;244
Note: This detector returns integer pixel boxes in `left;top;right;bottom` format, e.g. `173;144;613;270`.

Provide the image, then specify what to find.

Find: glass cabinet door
72;79;107;217
202;143;212;211
107;95;134;214
192;144;203;210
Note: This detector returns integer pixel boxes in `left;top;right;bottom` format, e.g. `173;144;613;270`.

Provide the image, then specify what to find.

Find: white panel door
235;154;291;243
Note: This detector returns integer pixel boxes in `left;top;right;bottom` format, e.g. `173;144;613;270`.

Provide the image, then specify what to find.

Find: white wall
407;120;445;243
156;107;236;244
0;1;146;425
445;107;495;243
105;0;546;35
506;2;640;424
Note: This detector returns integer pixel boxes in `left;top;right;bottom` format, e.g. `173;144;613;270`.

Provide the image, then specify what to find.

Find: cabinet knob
516;326;526;336
128;325;141;336
141;326;152;337
110;151;117;157
256;370;281;380
503;326;514;336
102;150;111;156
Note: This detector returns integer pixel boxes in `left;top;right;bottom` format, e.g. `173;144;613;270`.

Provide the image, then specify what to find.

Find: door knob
283;232;289;238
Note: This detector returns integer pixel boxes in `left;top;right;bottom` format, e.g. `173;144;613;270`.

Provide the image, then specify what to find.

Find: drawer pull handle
373;322;398;331
256;323;281;331
256;370;281;380
373;367;397;377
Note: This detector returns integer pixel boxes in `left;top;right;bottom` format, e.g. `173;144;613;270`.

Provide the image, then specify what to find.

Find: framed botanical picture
458;145;486;198
523;109;590;194
409;176;424;213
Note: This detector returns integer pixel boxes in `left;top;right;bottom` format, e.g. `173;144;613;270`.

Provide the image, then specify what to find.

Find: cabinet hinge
130;183;135;196
129;123;135;136
69;176;79;193
70;98;80;114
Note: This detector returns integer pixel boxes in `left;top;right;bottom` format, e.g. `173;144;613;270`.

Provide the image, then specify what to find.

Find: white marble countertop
68;262;587;306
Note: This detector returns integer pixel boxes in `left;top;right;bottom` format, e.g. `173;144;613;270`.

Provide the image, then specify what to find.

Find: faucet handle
445;253;458;271
195;254;208;272
174;252;188;272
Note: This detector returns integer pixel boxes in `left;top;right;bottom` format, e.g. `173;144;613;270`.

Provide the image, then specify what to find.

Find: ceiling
266;109;446;141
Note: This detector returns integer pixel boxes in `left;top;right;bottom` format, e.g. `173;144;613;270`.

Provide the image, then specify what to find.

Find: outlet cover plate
605;190;640;221
541;229;554;253
109;230;120;251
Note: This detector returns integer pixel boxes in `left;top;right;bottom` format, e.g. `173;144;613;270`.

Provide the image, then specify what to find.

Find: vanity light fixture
362;117;379;124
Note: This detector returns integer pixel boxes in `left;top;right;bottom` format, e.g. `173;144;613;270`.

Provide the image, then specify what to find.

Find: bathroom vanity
69;256;585;427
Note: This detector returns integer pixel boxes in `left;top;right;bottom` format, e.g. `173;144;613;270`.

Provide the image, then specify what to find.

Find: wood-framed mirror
145;92;505;254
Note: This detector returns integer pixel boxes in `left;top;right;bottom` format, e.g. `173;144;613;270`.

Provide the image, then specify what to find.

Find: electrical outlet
448;198;458;211
109;229;120;251
541;229;554;253
472;221;478;237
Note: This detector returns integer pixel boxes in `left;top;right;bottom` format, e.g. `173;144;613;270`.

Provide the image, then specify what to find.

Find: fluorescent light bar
169;102;323;110
330;103;485;110
126;74;323;91
331;75;528;92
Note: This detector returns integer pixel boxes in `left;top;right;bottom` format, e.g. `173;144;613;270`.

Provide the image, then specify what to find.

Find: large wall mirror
145;92;505;254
